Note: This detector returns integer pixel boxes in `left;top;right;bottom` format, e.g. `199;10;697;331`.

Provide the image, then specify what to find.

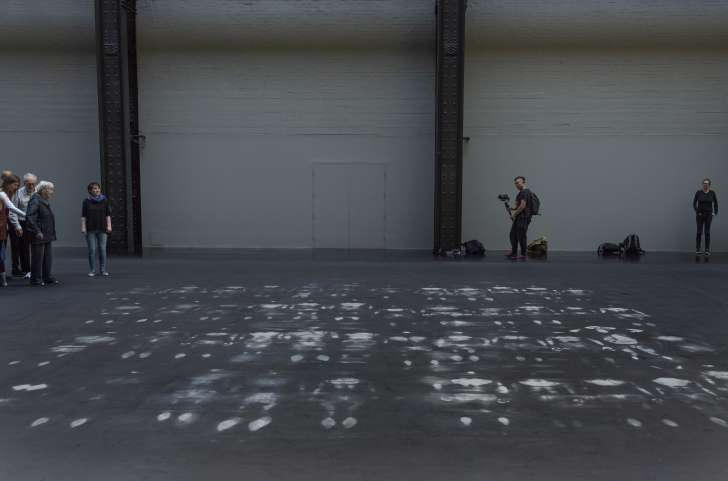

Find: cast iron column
434;0;466;254
95;0;143;255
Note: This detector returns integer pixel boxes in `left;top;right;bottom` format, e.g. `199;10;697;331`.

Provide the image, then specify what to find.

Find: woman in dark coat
25;181;58;286
694;178;719;256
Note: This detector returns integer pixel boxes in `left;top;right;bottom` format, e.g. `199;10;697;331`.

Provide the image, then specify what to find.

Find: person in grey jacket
9;173;37;277
25;181;58;286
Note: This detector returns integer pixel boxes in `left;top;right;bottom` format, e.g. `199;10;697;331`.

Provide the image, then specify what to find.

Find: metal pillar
434;0;466;254
95;0;143;255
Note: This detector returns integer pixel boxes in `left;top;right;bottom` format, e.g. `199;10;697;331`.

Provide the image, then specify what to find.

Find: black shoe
42;278;59;285
29;281;44;287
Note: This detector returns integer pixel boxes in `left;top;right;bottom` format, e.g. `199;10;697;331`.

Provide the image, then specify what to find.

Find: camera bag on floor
462;239;486;257
597;242;622;256
527;236;548;257
621;234;645;256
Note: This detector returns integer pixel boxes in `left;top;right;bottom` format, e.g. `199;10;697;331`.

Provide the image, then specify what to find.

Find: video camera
498;194;512;218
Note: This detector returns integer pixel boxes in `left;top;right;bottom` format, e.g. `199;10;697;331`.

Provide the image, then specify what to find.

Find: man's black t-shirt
515;189;531;218
694;190;718;215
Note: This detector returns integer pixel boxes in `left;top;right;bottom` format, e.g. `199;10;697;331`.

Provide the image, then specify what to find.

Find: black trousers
696;212;713;251
9;221;31;274
31;242;53;283
510;216;531;255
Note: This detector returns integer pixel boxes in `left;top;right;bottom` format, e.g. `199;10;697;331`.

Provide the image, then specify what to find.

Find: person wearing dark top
507;176;532;260
25;181;58;286
81;182;112;277
693;178;718;256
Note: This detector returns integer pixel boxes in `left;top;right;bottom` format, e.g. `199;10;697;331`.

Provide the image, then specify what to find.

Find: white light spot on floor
627;418;643;428
157;412;171;422
139;352;152;359
13;384;48;392
177;413;198;425
520;379;560;388
586;379;625;387
201;353;212;359
653;378;690;388
705;371;728;380
460;417;472;427
321;418;336;429
248;416;272;432
8;361;20;366
317;355;330;362
30;417;49;428
37;361;50;367
70;418;88;429
404;360;413;367
174;353;186;359
121;351;135;359
498;417;510;426
291;354;304;363
342;417;358;429
217;418;242;432
710;417;728;428
451;378;492;388
662;419;679;428
656;336;684;342
604;334;638;345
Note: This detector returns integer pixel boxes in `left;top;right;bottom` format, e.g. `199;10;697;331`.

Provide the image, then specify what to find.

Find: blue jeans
86;231;108;273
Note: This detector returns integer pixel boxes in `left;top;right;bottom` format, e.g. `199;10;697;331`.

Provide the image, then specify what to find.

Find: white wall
136;1;436;249
1;0;98;247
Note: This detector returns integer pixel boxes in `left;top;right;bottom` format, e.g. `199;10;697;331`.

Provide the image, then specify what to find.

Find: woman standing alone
694;178;718;256
81;182;112;276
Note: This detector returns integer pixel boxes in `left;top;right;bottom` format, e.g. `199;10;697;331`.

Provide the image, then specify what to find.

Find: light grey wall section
463;49;728;252
0;45;99;247
466;0;728;48
136;0;434;49
138;50;434;248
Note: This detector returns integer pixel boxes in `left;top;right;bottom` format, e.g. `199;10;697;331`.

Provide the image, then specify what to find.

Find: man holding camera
507;176;532;260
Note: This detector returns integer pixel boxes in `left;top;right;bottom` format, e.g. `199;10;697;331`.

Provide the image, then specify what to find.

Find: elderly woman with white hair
25;181;58;286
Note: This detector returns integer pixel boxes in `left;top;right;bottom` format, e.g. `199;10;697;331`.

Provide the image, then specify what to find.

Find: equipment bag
462;239;486;257
597;242;622;256
528;191;541;216
621;234;645;256
527;236;548;257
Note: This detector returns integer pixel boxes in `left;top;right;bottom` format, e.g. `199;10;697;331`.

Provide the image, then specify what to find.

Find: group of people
0;170;112;287
506;176;719;258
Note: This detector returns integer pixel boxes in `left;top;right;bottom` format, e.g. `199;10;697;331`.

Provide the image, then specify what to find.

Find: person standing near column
81;182;112;277
9;173;37;278
507;176;532;260
694;178;718;256
25;181;58;286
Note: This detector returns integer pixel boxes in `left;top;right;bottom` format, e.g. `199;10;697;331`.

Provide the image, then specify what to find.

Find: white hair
36;181;55;194
23;172;38;183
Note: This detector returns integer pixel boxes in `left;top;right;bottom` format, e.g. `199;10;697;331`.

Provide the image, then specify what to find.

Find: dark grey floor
2;250;728;481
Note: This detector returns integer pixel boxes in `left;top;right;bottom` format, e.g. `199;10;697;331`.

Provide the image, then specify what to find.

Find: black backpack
528;191;541;216
462;239;485;257
621;234;645;256
598;242;622;256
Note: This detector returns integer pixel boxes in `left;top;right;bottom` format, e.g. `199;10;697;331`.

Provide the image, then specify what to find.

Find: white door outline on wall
312;162;387;249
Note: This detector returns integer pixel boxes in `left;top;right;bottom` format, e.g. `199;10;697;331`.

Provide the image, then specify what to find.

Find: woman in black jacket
25;181;58;286
694;178;718;256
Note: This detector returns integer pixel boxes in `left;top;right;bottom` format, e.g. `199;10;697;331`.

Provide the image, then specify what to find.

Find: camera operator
507;176;532;260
